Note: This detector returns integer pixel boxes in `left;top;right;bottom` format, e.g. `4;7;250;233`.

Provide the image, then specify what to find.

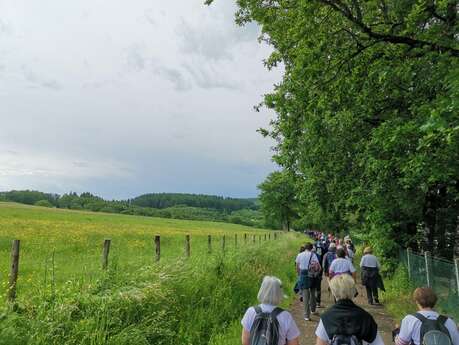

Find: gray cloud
0;0;280;199
22;66;63;90
177;19;234;61
183;63;240;90
154;66;191;91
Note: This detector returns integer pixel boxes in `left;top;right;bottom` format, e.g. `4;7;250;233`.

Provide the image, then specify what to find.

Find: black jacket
320;299;378;343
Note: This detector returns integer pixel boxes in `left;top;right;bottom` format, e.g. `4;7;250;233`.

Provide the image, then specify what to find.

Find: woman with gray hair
241;276;300;345
315;274;384;345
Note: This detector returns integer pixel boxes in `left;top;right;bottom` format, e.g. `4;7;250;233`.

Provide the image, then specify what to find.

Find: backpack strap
437;315;448;325
413;313;429;323
270;307;284;319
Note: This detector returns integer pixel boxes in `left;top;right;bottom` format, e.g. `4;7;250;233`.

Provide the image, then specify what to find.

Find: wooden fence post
154;235;160;262
208;235;212;254
102;239;111;270
185;235;191;257
268;233;271;240
8;240;20;302
454;257;459;296
259;235;261;243
264;234;267;241
424;251;431;287
406;248;412;280
274;233;277;240
244;233;247;243
222;235;226;252
252;235;256;243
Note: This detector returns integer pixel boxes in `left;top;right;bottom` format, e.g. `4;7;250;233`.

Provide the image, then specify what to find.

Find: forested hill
131;193;257;211
0;190;266;228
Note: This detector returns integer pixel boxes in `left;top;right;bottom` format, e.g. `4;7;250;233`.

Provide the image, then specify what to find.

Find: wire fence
399;248;459;320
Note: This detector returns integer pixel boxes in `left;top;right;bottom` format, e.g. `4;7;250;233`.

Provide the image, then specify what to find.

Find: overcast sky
0;0;282;199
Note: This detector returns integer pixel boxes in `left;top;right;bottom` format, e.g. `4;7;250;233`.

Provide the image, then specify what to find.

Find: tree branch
317;0;459;57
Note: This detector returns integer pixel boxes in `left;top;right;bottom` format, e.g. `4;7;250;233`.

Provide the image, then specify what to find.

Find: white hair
329;274;356;300
257;276;284;306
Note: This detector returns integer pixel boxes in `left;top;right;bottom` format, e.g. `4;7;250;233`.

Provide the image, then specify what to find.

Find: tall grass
0;218;302;344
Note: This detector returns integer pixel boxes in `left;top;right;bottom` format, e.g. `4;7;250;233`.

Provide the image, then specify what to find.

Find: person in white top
241;276;300;345
395;287;459;345
328;247;356;280
296;243;321;321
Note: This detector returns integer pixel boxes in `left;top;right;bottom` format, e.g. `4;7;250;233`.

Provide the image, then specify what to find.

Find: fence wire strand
400;249;459;320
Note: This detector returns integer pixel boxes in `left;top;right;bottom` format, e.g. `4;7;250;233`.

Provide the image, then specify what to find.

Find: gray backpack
414;313;452;345
249;306;283;345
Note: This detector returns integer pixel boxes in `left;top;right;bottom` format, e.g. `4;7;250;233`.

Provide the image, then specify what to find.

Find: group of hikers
240;232;459;345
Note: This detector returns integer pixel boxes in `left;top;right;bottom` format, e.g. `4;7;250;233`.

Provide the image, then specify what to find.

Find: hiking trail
291;278;395;345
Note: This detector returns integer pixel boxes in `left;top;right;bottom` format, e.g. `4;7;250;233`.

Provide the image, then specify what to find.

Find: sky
0;0;282;199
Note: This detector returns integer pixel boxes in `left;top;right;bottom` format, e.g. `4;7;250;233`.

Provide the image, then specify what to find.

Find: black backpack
413;313;452;345
249;306;283;345
331;335;362;345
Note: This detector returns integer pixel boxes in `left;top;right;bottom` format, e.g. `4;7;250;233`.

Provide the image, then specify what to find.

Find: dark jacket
320;299;378;343
361;267;385;291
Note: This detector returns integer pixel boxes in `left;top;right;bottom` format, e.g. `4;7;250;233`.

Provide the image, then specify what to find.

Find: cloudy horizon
0;0;281;199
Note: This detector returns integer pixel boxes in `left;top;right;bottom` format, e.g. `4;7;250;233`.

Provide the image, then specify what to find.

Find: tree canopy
209;0;459;260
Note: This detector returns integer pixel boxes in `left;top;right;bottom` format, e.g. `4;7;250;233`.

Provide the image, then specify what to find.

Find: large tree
258;171;298;231
209;0;459;259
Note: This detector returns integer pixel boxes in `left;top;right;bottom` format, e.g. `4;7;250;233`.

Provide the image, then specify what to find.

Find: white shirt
360;254;381;269
296;250;320;270
329;258;356;275
396;310;459;345
316;319;385;345
241;304;300;345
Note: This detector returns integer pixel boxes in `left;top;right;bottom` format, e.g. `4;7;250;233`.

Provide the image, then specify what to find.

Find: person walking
395;287;459;345
328;247;356;280
360;247;383;305
296;243;321;321
315;274;385;345
241;276;300;345
322;243;337;279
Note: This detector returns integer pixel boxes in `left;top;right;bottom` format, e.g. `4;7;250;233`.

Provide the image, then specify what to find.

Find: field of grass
0;202;303;345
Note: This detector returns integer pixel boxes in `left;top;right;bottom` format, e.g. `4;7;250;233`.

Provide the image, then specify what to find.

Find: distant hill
0;190;266;228
131;193;257;211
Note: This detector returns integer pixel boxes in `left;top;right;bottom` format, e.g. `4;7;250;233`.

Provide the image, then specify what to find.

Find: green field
0;202;302;345
0;202;271;302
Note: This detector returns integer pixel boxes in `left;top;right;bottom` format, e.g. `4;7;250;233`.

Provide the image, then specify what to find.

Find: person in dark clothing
360;247;384;305
315;274;384;345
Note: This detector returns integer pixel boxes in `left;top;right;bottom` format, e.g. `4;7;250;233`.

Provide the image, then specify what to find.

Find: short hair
257;276;284;306
413;287;437;308
329;274;356;300
305;243;313;251
299;246;305;253
336;247;346;258
364;247;372;254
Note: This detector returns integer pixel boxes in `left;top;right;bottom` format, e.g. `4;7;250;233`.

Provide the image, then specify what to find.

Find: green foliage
0;191;265;228
381;265;416;322
258;171;299;230
0;232;301;345
34;200;53;208
214;0;459;259
132;193;256;212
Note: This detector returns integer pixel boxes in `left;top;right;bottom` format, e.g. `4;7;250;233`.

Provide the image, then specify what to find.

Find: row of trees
217;0;459;261
0;190;266;228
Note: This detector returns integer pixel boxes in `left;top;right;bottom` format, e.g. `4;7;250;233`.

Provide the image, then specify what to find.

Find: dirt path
290;278;395;345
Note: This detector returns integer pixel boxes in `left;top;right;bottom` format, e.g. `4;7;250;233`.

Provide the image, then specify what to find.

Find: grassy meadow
0;202;303;345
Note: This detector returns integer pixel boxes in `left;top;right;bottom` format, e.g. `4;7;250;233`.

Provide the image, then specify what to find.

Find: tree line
215;0;459;262
0;190;269;228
